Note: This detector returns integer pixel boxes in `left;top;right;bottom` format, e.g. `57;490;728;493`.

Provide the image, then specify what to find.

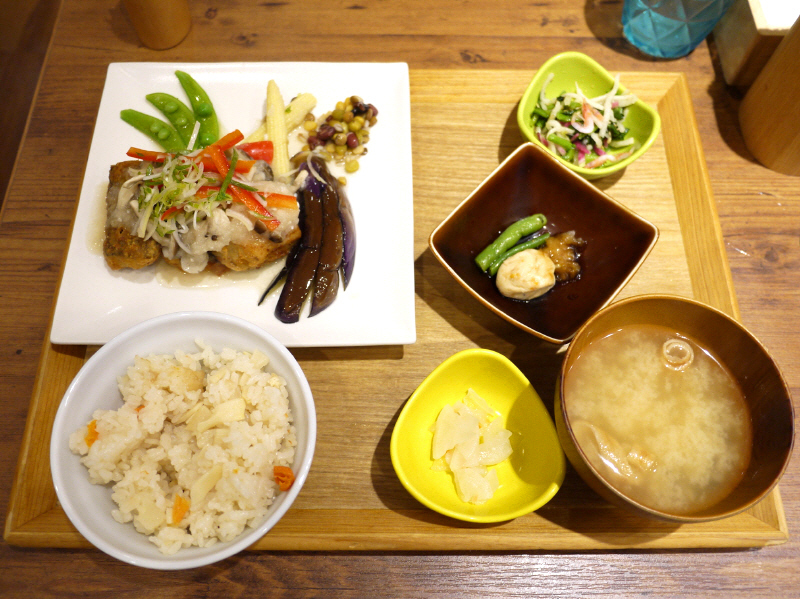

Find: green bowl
390;348;565;523
517;51;661;180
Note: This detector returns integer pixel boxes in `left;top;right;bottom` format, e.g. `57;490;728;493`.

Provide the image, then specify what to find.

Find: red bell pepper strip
193;185;217;199
197;155;256;174
160;205;183;220
237;141;274;163
127;147;170;162
127;129;247;168
205;144;280;231
126;146;256;173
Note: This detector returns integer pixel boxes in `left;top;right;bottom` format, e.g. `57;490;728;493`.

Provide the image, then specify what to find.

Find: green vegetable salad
530;73;638;169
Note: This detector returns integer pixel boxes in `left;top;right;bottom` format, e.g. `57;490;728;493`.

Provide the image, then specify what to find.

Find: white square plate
51;62;415;347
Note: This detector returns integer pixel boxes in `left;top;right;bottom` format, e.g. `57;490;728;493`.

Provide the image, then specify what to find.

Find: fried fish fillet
103;161;161;271
102;160;300;274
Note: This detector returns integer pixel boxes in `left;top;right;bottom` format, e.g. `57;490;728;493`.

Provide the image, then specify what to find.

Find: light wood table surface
1;0;797;596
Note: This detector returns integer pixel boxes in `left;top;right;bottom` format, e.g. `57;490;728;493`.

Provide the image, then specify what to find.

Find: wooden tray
5;70;788;551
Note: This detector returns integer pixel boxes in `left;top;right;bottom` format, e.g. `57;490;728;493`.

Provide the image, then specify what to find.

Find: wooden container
739;17;800;176
5;70;789;551
714;0;795;86
122;0;191;50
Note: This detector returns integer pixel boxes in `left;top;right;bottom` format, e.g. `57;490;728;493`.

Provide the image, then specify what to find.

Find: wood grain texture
4;69;787;552
1;0;798;596
0;0;59;208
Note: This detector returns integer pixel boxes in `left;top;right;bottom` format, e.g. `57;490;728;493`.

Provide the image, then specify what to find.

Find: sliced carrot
84;420;99;447
195;155;256;173
172;495;191;524
207;129;244;152
259;192;299;210
273;466;295;491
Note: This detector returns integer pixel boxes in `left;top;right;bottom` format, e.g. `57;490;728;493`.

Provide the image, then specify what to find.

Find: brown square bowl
429;142;658;343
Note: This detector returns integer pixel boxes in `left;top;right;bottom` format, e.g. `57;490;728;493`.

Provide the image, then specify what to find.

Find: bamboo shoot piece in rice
430;389;513;504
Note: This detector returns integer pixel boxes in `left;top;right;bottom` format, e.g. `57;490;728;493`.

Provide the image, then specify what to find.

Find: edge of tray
4;70;788;551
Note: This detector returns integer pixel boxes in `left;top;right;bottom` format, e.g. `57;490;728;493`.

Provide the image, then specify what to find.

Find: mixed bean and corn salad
294;96;379;179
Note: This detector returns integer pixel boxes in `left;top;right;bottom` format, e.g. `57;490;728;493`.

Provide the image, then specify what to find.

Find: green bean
547;134;574;150
146;92;197;146
532;106;550;119
474;214;547;271
175;70;219;148
487;232;550;276
119;109;185;152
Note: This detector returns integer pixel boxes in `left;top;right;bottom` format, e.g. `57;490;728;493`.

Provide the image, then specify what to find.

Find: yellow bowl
390;348;565;523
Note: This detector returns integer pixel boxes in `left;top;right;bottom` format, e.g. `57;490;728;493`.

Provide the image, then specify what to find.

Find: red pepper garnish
126;148;256;174
126;147;170;162
126;129;251;171
160;205;183;220
196;155;256;174
205;144;280;231
237;141;274;164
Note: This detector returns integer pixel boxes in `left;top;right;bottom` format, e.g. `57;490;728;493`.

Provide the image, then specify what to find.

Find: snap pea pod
487;232;550;276
474;214;547;271
146;92;197;146
175;70;219;148
119;109;185;152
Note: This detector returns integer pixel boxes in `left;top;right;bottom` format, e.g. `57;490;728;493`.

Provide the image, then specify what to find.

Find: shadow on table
583;0;668;61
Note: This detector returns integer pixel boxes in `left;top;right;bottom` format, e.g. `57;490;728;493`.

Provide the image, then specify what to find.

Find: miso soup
565;324;752;515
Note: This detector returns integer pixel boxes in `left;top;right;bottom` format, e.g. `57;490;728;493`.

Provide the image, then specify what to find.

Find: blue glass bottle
622;0;735;59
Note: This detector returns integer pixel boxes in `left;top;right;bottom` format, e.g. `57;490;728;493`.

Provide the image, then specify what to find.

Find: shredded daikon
186;120;201;151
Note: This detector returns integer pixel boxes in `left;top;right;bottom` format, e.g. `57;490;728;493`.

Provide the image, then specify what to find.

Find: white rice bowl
50;312;315;570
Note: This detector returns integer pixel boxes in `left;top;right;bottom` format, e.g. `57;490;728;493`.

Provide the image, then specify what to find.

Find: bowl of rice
50;311;316;570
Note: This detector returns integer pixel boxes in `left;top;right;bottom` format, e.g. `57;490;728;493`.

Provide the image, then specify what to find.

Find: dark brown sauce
542;230;585;282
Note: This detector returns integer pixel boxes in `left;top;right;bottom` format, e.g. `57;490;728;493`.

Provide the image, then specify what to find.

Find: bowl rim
428;141;660;344
390;347;566;523
516;50;662;179
49;310;317;569
558;293;795;522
